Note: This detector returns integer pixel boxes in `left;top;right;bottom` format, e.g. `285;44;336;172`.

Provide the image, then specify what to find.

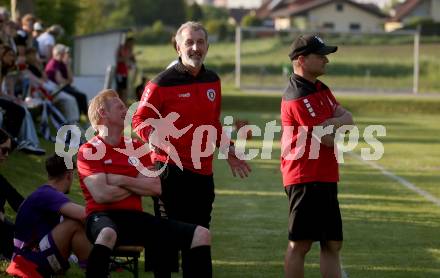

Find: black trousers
148;162;215;273
62;85;88;116
0;99;26;138
0;219;15;259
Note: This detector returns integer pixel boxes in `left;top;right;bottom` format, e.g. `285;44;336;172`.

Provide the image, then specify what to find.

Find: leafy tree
76;0;133;35
11;0;34;20
106;0;133;29
76;0;186;35
0;0;11;9
127;0;185;27
201;5;229;22
34;0;80;37
128;0;157;27
76;0;107;35
157;0;186;27
186;3;203;22
241;14;262;27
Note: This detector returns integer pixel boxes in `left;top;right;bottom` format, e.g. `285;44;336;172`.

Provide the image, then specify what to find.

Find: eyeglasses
0;147;11;155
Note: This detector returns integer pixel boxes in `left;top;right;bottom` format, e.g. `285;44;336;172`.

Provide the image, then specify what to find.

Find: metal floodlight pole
413;26;420;95
235;24;242;89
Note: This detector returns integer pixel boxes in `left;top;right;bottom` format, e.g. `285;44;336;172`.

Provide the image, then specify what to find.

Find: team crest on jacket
128;156;140;166
206;89;216;102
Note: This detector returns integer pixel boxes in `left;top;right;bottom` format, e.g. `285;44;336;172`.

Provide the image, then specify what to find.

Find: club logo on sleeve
128;156;140;166
207;89;216;102
303;98;316;117
145;88;150;97
140;88;150;106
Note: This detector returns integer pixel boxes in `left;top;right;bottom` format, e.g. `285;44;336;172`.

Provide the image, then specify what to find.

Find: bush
186;3;204;21
205;19;234;42
403;17;440;36
134;20;174;44
241;14;262;27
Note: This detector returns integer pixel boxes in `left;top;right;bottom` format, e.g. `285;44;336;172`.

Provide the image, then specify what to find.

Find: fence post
235;25;241;89
104;65;115;90
413;26;420;94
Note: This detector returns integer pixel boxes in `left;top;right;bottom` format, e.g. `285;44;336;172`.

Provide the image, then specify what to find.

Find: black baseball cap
288;35;337;60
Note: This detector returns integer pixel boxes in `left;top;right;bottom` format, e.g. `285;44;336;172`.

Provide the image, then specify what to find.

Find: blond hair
88;89;119;130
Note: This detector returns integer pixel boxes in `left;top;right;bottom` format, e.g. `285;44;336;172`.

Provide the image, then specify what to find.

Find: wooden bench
111;245;144;278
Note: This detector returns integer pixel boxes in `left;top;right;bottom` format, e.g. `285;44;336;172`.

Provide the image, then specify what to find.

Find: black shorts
86;210;196;251
285;182;343;242
154;162;215;228
115;75;128;90
148;162;215;272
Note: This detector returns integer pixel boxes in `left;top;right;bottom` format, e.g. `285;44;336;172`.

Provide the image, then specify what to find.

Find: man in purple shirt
45;44;88;117
7;154;91;277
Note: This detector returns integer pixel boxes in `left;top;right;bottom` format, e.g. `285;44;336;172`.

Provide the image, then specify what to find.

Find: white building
257;0;386;32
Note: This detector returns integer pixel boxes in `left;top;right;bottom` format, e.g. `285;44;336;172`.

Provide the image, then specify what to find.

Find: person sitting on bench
78;89;212;278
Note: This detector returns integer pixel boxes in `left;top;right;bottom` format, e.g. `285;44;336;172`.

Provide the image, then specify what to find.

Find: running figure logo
131;102;192;171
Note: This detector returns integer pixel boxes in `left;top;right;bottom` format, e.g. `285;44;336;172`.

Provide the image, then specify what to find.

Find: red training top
77;136;153;216
116;46;132;76
132;60;223;175
280;74;340;186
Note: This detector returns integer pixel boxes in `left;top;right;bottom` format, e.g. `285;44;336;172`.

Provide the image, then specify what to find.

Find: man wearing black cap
281;35;354;278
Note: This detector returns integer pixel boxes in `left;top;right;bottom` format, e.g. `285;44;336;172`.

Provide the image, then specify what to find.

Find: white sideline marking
341;153;440;278
349;153;440;207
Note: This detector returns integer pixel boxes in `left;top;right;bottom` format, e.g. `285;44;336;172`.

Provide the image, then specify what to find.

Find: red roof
257;0;385;19
390;0;422;21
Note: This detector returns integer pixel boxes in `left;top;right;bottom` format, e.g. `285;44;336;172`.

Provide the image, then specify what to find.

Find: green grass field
1;91;439;277
137;38;440;93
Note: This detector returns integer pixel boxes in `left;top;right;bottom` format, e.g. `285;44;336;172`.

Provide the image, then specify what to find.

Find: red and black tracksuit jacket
281;74;340;186
132;61;224;175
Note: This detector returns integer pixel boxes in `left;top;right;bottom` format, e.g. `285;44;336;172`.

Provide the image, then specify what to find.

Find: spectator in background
0;10;8;44
0;7;11;45
115;37;136;103
0;128;24;260
45;44;88;117
37;24;63;63
0;44;25;139
0;45;45;155
32;21;43;42
0;7;10;21
16;13;36;50
3;20;18;53
25;47;80;124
